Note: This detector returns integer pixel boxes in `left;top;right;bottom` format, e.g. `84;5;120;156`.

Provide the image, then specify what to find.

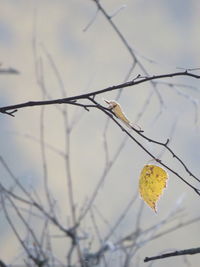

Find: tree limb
0;71;199;115
144;247;200;262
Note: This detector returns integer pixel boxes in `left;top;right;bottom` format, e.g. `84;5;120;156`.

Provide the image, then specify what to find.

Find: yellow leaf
139;165;168;212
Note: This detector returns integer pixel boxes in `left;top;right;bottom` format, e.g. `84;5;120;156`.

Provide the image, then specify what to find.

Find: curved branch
88;97;200;196
0;71;199;115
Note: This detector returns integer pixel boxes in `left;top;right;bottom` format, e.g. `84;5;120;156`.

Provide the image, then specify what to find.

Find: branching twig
1;1;200;265
0;71;199;115
88;98;200;196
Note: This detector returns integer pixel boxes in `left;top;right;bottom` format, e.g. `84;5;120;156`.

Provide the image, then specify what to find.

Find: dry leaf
104;99;142;132
139;165;168;212
104;99;131;127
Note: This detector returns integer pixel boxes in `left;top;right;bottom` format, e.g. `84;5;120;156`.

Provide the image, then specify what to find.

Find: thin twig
88;98;200;196
0;71;200;115
0;67;19;74
144;247;200;262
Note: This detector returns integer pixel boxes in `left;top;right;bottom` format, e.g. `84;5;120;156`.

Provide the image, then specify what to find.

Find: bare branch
88;98;200;196
144;247;200;262
0;260;7;267
0;71;199;115
0;67;19;75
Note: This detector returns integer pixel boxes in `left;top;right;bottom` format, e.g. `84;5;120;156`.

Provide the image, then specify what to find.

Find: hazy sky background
0;1;200;266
